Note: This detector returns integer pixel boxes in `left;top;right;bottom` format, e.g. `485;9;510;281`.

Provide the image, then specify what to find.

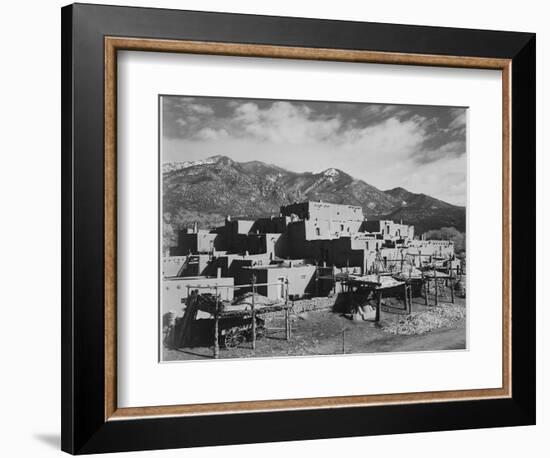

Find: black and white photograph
0;0;542;456
161;95;468;361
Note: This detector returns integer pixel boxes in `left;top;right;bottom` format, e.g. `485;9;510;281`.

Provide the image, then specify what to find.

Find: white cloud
340;117;426;160
233;101;341;144
397;156;467;205
164;99;466;205
195;127;229;140
448;109;467;130
414;139;466;164
187;103;214;115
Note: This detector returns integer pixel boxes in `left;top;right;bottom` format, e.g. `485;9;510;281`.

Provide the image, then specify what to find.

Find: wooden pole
407;283;413;314
422;272;428;305
450;277;455;304
251;274;256;350
342;328;346;354
434;277;439;306
286;279;291;340
315;263;319;296
375;290;381;322
288;309;292;340
285;307;289;341
332;265;336;295
403;283;408;313
285;279;290;340
426;273;430;294
213;286;219;359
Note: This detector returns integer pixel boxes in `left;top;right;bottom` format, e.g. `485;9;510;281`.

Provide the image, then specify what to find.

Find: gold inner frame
104;37;512;421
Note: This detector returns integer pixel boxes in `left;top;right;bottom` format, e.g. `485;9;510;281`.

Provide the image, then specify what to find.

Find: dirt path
164;304;466;361
360;326;466;353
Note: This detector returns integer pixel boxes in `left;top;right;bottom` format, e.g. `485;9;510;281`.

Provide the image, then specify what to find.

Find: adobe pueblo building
163;201;457;315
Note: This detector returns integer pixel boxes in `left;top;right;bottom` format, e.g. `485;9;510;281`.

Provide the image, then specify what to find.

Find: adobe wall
162;256;187;277
162;276;234;316
266;265;317;299
173;230;222;255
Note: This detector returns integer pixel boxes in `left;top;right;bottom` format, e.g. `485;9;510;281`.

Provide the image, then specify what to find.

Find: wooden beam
375;290;381;322
450;278;455;304
422;272;429;306
341;328;346;354
407;283;413;314
315;263;319;296
251;275;256;350
434;277;439;307
285;277;292;340
213;286;219;359
285;307;289;341
403;283;408;314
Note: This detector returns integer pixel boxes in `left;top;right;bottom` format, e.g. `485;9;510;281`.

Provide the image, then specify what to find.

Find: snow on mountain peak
162;156;226;173
323;168;340;177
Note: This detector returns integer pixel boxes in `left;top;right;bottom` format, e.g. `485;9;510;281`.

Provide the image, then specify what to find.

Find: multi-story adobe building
163;201;455;310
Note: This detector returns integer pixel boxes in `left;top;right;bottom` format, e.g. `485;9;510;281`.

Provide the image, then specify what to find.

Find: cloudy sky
161;95;467;206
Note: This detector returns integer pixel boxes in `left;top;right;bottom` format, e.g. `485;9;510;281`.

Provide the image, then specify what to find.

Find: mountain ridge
162;155;465;247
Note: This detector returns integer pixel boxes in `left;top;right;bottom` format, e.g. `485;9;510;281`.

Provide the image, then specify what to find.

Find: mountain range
162;155;465;244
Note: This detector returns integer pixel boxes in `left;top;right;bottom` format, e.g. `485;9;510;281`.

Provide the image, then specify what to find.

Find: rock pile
382;303;466;335
292;296;338;313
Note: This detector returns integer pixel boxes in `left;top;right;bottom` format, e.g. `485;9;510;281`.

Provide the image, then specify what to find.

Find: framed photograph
61;3;536;454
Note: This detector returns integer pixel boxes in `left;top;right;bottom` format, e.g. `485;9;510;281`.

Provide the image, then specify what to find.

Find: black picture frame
61;3;535;454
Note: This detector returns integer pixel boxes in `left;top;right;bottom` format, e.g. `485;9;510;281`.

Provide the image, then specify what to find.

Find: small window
316;227;321;236
340;224;344;232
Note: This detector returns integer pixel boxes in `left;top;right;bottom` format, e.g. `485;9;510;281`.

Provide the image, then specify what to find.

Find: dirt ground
163;295;467;361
